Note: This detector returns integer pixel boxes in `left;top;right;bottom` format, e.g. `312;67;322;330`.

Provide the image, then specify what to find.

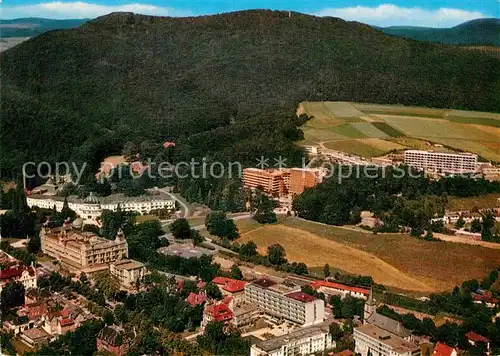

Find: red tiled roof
197;280;206;289
59;318;74;327
204;303;233;322
211;277;246;293
222;295;233;305
335;350;354;356
0;266;34;279
471;293;498;304
186;292;207;307
466;331;489;343
310;280;370;296
433;342;456;356
285;291;317;303
163;141;176;148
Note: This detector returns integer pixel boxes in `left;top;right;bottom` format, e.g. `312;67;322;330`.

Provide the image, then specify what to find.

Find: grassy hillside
0;18;88;38
380;18;500;46
1;11;500;177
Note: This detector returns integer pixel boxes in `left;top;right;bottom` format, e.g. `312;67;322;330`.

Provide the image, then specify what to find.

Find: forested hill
380;18;500;46
1;10;500;178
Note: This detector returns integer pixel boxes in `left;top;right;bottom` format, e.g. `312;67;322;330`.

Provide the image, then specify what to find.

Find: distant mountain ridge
0;18;88;38
379;18;500;46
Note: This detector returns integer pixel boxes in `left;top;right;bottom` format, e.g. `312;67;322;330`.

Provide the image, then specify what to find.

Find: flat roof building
244;278;325;326
109;259;148;290
354;324;420;356
243;168;287;196
250;321;334;356
404;150;477;173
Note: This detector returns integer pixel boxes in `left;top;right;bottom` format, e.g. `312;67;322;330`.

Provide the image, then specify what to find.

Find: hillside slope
381;18;500;46
1;11;500;177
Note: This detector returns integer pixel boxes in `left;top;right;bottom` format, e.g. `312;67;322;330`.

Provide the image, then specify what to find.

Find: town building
250;321;334;356
465;331;489;350
244;278;325;326
27;191;175;220
355;289;419;356
40;222;128;272
212;277;247;304
109;259;148;290
0;259;37;293
403;150;478;173
232;303;260;328
432;342;458;356
97;325;130;356
19;327;52;350
185;291;207;307
243;168;287;196
202;302;234;329
303;145;322;156
310;280;370;300
353;324;421;356
288;168;325;195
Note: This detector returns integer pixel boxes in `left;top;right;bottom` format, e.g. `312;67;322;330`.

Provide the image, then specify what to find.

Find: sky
1;0;498;27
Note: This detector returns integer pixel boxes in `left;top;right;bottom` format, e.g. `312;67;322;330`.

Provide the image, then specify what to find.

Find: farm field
447;193;500;211
237;217;500;292
297;101;500;161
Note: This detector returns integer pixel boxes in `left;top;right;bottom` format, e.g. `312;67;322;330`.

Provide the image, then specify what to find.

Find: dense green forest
2;10;500;179
380;18;500;46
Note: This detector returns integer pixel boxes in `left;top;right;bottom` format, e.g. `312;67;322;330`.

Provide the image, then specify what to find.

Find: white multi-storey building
27;192;175;220
109;259;148;290
244;278;325;326
403;150;478;173
250;321;334;356
354;324;421;356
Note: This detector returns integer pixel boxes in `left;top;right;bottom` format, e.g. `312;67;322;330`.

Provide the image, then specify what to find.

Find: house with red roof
433;342;458;356
466;331;489;349
163;141;176;149
471;291;498;308
202;302;234;330
0;263;37;293
310;280;370;300
185;292;207;307
212;277;247;304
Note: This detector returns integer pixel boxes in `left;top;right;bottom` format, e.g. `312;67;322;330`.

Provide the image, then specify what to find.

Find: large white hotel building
27;192;175;220
244;278;325;326
403;150;478;173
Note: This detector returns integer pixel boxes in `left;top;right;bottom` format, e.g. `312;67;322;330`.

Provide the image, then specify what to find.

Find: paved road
152;187;190;218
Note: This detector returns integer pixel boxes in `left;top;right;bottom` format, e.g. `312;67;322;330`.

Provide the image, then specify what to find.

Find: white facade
0;266;37;293
404;150;478;173
244;280;325;326
354;325;420;356
250;322;334;356
109;259;148;289
27;194;175;219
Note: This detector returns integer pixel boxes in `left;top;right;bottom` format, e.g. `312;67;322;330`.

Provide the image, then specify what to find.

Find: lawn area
351;122;389;138
447;193;500;211
323;139;385;157
237;217;500;293
371;122;406;137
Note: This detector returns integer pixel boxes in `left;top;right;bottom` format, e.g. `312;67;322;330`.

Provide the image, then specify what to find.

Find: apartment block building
403;150;478;173
288;168;325;195
243;168;287;196
40;222;128;272
242;168;325;196
250;321;334;356
244;278;325;326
